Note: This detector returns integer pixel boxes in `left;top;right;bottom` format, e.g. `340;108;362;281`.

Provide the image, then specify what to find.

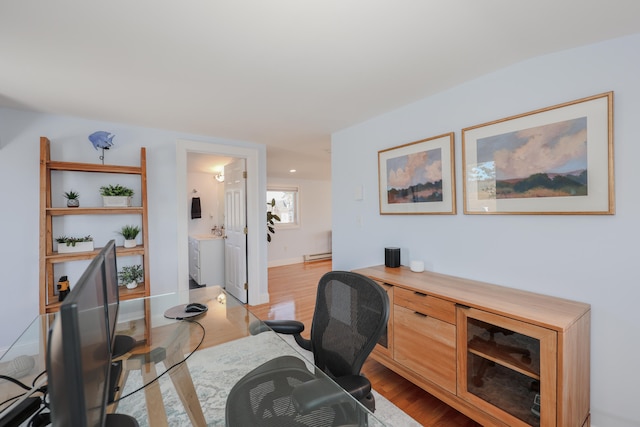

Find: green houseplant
63;190;80;208
118;224;141;248
100;184;134;207
267;198;281;243
55;235;94;253
99;184;134;196
118;264;143;289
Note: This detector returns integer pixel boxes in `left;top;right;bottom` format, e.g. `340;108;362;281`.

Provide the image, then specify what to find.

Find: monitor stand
106;413;139;426
113;334;137;359
108;360;124;404
109;334;137;404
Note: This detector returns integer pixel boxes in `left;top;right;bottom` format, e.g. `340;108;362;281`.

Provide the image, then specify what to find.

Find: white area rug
116;331;420;426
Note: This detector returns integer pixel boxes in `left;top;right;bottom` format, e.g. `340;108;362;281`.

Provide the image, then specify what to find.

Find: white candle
410;260;424;272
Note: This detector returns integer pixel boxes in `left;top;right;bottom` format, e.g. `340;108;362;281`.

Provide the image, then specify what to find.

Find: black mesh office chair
226;271;390;426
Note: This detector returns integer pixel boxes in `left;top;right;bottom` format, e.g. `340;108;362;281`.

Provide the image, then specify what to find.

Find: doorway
186;152;233;238
176;139;269;305
185;152;235;291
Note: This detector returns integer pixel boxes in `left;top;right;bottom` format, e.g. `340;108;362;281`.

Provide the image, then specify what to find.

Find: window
267;187;299;228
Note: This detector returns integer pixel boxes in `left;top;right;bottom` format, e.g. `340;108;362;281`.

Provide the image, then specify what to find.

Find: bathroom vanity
188;235;225;286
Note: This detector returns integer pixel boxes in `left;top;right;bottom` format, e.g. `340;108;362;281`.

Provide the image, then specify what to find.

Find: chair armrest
266;320;313;351
334;375;371;402
248;319;304;335
264;320;305;335
248;321;271;335
291;377;352;414
249;320;312;351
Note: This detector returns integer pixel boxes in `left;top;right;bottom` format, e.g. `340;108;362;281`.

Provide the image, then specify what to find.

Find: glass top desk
0;286;386;426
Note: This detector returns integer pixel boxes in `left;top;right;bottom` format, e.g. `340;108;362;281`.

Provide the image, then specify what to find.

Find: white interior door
224;159;248;303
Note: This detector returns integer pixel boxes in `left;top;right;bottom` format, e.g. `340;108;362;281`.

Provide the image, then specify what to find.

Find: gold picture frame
378;133;456;215
462;92;614;215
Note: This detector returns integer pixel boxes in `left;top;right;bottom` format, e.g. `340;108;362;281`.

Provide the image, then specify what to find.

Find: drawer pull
414;311;428;318
414;291;427;297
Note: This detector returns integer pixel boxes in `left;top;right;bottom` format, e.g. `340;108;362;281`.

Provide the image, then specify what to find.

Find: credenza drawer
394;305;457;394
394;287;456;324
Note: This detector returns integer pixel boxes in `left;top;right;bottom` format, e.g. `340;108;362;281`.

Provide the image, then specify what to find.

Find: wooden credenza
353;265;590;427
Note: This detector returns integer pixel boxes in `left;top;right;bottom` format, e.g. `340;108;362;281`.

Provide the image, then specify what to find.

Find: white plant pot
126;281;138;290
124;239;137;248
102;196;132;207
57;241;94;254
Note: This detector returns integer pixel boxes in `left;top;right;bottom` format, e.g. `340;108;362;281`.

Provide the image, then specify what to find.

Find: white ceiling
187;152;234;175
2;1;640;180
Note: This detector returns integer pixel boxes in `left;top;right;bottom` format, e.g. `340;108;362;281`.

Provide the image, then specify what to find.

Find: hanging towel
191;197;202;219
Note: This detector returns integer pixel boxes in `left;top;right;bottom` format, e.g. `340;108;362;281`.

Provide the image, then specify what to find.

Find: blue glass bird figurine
88;131;115;164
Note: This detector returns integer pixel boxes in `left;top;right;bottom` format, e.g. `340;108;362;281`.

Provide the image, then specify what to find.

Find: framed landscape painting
462;92;614;215
378;133;456;215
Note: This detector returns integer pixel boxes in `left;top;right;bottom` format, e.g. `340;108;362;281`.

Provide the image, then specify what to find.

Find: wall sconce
214;172;225;182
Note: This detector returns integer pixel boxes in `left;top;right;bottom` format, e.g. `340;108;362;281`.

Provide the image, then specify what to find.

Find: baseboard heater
304;252;332;262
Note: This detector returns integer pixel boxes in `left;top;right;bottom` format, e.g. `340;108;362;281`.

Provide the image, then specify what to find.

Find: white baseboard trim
268;257;304;268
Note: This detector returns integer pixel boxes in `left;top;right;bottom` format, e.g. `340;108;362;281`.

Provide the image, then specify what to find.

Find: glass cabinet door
457;307;557;427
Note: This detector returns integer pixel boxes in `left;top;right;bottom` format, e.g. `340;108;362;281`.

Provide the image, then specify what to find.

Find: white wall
0;109;267;351
332;34;640;427
267;177;332;266
187;171;225;236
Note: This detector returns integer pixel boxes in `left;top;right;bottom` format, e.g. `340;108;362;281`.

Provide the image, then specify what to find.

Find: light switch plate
354;185;363;201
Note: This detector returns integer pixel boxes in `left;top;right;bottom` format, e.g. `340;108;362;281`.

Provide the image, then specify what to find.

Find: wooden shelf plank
45;283;147;313
47;207;144;215
46;245;145;261
118;284;148;299
468;339;540;380
48;160;141;175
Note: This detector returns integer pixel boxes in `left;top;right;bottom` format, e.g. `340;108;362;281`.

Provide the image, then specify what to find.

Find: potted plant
64;190;80;208
55;235;94;253
267;198;281;243
118;224;141;248
118;264;143;289
100;184;134;207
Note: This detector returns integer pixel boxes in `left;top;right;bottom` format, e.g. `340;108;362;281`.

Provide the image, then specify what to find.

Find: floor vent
303;252;332;262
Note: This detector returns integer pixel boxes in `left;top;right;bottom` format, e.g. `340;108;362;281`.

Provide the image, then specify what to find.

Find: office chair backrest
310;271;389;379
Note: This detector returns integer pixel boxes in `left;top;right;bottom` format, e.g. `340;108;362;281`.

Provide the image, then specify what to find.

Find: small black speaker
385;247;400;268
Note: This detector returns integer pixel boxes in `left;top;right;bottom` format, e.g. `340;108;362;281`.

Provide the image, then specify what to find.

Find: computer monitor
101;239;133;405
47;247;111;426
102;240;119;347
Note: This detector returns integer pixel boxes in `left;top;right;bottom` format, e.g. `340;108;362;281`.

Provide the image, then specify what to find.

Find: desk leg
140;362;169;427
164;347;207;426
115;322;206;426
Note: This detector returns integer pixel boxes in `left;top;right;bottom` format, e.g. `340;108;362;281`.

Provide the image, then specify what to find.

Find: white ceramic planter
126;281;138;289
57;241;94;254
102;196;132;207
124;239;137;248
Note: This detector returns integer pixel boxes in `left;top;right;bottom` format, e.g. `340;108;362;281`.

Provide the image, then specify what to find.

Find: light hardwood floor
249;260;481;427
